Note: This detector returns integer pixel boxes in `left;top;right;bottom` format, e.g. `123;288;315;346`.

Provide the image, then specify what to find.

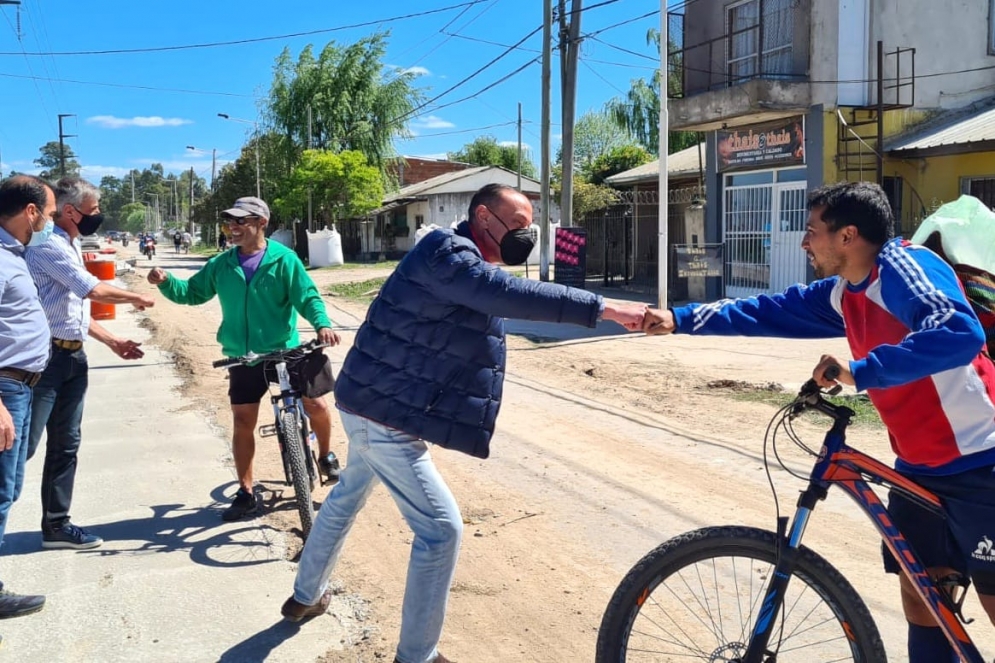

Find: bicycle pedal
258;424;278;438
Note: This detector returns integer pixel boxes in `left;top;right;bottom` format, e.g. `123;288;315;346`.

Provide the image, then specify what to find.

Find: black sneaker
0;589;45;619
318;453;341;484
41;523;103;550
222;487;259;522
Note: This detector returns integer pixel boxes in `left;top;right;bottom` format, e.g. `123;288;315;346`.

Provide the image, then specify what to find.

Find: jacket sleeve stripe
881;242;955;331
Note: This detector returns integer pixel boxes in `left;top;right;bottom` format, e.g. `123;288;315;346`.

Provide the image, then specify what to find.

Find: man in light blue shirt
25;177;154;551
0;175;57;621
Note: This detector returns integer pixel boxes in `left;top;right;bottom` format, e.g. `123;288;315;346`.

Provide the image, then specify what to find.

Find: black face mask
75;208;104;236
484;207;535;265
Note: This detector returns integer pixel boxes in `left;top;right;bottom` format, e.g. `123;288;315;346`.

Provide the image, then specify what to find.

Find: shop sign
716;117;805;172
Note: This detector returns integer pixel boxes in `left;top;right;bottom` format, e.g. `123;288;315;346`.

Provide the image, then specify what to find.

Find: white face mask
27;218;55;247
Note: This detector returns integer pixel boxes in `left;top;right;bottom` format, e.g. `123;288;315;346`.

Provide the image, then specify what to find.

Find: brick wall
389;157;473;186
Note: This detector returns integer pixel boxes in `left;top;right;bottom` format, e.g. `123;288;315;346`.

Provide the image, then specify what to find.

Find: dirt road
123;246;992;663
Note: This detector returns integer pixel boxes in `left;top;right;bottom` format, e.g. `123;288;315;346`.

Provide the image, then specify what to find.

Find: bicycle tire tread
596;525;887;663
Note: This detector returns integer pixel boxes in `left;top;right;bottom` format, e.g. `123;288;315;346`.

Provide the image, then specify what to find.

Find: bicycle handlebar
212;339;327;369
792;364;851;421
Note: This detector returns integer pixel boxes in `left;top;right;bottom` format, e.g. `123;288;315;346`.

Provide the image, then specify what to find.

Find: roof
887;99;995;155
604;143;706;186
382;165;540;203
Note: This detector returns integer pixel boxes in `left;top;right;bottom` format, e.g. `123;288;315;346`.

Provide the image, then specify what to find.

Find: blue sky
0;0;662;184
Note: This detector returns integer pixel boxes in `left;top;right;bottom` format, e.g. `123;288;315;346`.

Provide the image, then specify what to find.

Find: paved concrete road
1;311;345;662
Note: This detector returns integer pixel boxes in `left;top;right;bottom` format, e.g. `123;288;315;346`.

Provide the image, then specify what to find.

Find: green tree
35;141;80;179
587;144;653;186
573;180;620;217
558;110;636;175
448;136;537;179
266;32;424;180
604;28;698;156
120;202;147;235
273;149;383;224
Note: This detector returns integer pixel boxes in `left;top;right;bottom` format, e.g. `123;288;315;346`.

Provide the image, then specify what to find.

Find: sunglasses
220;215;259;226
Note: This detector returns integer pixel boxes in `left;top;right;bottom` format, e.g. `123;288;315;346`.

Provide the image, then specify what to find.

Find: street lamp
218;113;260;198
186;145;217;192
144;193;161;232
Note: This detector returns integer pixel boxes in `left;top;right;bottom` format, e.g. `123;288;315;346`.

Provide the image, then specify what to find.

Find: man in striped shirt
643;182;995;663
25;177;155;551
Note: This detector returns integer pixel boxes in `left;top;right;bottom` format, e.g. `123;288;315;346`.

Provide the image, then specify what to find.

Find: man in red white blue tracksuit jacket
644;181;995;662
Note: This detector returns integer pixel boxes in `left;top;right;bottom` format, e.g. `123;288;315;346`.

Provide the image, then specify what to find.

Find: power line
405;0;503;69
0;6;55;132
394;24;544;125
0;71;253;97
580;58;627;95
406;120;517;138
0;1;492;57
589;35;658;62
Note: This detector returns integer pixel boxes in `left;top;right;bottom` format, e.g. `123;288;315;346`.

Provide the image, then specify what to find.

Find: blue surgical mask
27;218;54;247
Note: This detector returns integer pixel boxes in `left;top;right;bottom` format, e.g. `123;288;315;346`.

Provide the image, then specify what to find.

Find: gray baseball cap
221;196;270;220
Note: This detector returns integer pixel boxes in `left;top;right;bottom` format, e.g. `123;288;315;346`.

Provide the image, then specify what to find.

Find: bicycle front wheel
596;526;886;663
281;410;315;538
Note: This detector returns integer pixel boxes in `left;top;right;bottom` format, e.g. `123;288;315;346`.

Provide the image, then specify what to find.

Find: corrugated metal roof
382;165;541;202
887;101;995;153
604;143;706;185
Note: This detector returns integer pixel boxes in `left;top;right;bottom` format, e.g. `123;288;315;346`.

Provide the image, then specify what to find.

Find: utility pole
307;103;313;232
517;102;523;192
539;0;553;282
130;171;135;203
558;0;582;229
211;148;217;192
57;113;76;177
189;166;195;233
658;2;669;309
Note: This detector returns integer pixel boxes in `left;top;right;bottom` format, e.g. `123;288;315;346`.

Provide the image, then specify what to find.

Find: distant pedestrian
280;183;647;663
25;177;155;550
218;230;227;251
0;175;55;620
173;231;182;254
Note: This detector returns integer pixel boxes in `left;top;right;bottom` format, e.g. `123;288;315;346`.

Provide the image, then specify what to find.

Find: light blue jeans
294;410;463;663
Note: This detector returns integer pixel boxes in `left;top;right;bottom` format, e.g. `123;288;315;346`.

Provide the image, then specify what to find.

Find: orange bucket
85;259;115;280
84;259;116;320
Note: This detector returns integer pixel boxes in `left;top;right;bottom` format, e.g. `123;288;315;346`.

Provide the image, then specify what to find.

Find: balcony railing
667;4;806;99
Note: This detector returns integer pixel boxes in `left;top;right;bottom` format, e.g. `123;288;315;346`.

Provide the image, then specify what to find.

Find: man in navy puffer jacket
281;184;647;662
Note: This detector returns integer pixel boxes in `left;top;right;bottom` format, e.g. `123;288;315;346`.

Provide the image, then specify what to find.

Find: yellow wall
822;108;994;233
887;152;995;214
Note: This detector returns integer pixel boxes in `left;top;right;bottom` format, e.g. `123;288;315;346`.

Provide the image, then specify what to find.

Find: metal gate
724;181;807;298
576;188;698;297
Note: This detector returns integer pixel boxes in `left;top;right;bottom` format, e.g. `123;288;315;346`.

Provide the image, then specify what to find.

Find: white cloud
87;115;194;129
80;165;133;179
412;115;455;130
388;64;431;76
499;141;532;152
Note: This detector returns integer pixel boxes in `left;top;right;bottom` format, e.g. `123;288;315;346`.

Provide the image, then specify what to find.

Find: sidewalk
1;311;345;662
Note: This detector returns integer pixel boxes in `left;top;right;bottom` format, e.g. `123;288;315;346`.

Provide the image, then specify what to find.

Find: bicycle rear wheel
281;410;315;538
596;525;886;663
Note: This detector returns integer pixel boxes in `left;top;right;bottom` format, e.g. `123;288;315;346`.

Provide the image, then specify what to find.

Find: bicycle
213;340;328;538
596;367;989;662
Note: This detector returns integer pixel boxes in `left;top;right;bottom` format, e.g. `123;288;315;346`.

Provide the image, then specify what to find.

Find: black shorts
227;349;334;406
883;463;995;594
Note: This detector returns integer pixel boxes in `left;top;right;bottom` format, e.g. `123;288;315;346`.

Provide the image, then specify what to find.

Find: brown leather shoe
393;655;453;663
280;588;331;622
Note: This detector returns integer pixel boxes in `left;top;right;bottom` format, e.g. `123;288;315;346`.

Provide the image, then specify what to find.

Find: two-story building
669;0;995;297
